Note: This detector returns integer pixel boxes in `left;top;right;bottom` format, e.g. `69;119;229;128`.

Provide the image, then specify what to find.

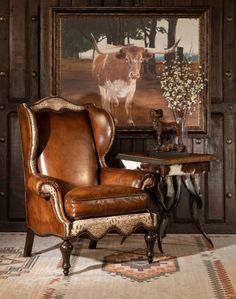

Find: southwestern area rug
0;233;236;299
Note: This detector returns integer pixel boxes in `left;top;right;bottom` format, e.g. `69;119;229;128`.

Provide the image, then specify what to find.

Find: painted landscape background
59;16;201;128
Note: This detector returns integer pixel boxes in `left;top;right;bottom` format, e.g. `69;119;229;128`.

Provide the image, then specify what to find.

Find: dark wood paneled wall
0;0;235;233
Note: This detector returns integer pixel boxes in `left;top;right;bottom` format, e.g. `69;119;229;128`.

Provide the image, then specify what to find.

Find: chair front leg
23;228;35;257
88;239;97;249
60;239;73;276
145;231;156;263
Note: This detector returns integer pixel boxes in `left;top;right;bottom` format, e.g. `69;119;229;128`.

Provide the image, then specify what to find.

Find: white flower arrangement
159;57;207;122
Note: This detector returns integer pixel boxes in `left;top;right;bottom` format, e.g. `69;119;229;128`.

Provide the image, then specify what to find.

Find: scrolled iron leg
23;228;35;257
60;239;73;276
183;175;214;248
145;231;156;263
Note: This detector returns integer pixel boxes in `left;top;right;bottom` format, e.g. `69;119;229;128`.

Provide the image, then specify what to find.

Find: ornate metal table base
117;153;216;254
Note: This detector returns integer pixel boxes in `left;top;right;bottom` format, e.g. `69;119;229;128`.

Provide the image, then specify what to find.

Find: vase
173;111;188;152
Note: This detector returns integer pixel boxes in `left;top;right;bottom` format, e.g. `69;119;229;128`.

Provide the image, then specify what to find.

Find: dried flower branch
159;57;207;123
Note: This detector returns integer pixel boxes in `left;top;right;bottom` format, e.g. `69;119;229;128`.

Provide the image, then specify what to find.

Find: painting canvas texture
58;15;202;129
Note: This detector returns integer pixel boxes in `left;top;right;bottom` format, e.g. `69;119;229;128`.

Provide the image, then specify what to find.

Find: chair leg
23;228;35;257
60;239;73;276
145;231;156;263
88;239;97;249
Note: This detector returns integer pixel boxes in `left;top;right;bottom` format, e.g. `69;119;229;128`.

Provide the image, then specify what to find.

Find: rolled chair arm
100;167;156;190
27;173;62;197
26;173;71;237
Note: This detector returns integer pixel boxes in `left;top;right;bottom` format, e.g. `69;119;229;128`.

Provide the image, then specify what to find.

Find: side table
116;152;216;253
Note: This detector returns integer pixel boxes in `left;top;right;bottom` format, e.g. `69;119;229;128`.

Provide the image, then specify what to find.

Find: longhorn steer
91;36;180;125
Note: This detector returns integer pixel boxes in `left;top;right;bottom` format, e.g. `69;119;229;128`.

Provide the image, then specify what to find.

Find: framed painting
49;7;210;134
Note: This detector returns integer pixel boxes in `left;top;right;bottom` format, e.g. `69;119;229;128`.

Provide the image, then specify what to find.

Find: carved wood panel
0;0;235;233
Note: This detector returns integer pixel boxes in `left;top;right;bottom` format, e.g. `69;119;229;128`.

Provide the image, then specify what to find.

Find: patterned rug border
0;233;236;299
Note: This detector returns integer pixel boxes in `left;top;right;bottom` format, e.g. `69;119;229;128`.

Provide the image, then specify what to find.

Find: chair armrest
100;167;156;190
27;173;62;198
26;173;71;237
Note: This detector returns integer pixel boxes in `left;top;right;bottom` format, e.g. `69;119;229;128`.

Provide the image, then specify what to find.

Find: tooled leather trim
38;183;71;237
71;212;158;239
23;103;39;174
29;96;85;113
141;174;156;191
37;179;60;197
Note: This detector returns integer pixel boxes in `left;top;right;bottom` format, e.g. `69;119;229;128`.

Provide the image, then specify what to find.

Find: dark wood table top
116;152;216;166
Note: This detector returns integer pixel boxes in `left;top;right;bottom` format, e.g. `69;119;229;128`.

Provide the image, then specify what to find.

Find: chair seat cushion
64;185;150;220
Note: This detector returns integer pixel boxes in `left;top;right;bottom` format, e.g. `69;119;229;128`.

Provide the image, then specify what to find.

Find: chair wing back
18;97;115;189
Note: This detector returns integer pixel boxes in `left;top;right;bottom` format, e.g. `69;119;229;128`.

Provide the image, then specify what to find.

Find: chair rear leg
23;228;35;257
88;239;97;249
145;231;156;263
60;239;73;276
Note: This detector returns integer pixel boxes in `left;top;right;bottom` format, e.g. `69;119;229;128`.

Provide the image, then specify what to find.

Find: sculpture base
154;143;186;153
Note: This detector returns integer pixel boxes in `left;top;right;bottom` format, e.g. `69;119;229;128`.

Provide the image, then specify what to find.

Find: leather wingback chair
18;97;159;275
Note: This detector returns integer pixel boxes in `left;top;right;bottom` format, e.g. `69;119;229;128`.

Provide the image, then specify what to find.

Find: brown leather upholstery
18;97;159;276
65;185;150;220
37;110;99;188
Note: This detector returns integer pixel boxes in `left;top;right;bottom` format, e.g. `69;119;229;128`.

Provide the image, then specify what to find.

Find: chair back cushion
36;110;99;187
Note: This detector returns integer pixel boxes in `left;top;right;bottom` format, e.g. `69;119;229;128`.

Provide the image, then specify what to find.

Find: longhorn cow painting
52;8;209;133
91;34;180;125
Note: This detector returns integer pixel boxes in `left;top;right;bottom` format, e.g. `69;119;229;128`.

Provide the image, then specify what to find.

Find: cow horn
90;33;122;55
146;38;181;54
